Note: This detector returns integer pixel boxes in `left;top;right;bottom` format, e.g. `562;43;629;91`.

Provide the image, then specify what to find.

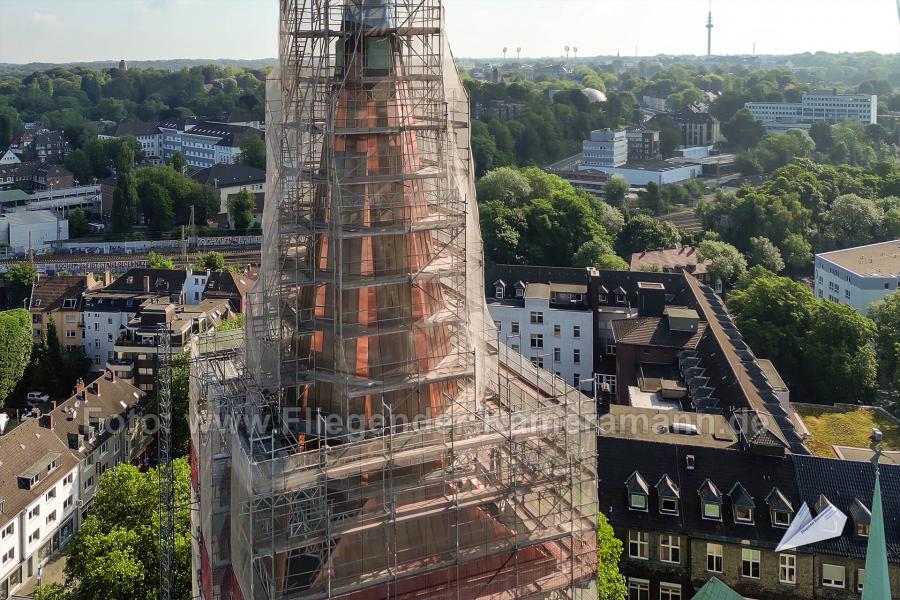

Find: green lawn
794;404;900;458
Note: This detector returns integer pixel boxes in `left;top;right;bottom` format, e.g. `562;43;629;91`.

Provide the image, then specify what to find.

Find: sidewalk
15;554;66;597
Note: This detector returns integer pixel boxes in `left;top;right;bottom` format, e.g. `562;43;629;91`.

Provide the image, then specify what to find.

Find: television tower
706;0;713;56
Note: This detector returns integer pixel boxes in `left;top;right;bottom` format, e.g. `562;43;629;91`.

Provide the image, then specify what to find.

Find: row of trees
0;64;267;148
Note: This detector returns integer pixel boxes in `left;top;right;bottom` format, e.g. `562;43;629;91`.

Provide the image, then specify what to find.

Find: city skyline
0;0;897;65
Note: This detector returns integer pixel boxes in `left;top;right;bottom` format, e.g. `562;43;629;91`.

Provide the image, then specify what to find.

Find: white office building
488;277;594;391
746;89;877;133
0;210;68;252
582;128;628;168
815;240;900;314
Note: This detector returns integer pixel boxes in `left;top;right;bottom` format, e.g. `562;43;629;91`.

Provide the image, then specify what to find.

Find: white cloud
30;11;59;26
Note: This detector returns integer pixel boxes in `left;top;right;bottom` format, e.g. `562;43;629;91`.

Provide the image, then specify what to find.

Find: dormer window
699;479;722;521
850;498;871;538
656;475;680;516
493;280;506;299
767;488;794;528
495;287;504;299
729;483;755;525
626;471;649;512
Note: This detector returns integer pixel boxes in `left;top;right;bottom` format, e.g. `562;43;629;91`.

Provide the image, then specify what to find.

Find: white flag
776;502;848;552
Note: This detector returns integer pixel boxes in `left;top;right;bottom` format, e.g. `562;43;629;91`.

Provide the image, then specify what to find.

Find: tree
572;239;614;267
64;149;92;183
747;236;785;273
597;513;627;600
822;194;882;249
722;109;766;150
112;171;139;232
604;175;629;207
218;314;245;331
477;167;533;204
137;181;175;233
615;215;681;256
868;292;900;393
169;152;187;174
228;189;255;231
697;240;746;286
67;208;90;237
0;104;23;147
0;309;33;408
594;254;630;271
804;301;877;404
147;251;175;270
780;233;813;274
637;182;667;214
809;121;835;152
4;262;36;308
196;251;225;271
62;461;191;600
727;273;815;382
237;135;266;170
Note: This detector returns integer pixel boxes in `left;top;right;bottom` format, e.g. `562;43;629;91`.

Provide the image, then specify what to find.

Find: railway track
0;248;262;266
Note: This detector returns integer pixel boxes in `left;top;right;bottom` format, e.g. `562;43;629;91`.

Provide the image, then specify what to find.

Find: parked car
26;391;50;406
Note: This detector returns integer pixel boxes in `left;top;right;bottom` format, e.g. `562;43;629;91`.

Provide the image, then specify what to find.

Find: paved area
16;554;66;597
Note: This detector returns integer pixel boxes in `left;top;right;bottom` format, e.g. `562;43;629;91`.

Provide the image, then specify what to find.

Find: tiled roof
0;419;79;527
192;163;265;187
203;271;256;299
104;268;187;294
109;120;160;138
612;317;706;349
31;275;88;312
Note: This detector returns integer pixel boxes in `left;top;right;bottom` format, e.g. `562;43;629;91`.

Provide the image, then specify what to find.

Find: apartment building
671;104;720;147
31;132;71;164
81;269;186;372
190;163;266;215
814;240;900;314
30;274;105;350
0;372;149;599
626;126;661;161
487;265;594;391
98;121;163;164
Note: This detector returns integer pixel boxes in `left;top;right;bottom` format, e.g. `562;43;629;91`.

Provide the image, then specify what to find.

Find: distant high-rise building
189;1;598;599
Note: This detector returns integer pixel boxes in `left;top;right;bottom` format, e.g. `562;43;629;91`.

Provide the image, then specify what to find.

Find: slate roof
104;268;186;294
108;120;160;138
598;436;800;548
612;316;706;349
485;264;589;291
793;454;900;561
192;163;265;188
594;271;694;309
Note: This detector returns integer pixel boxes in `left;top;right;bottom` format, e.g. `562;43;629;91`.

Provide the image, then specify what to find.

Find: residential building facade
814;240;900;313
671;104;720;147
31;132;71;164
190;163;266;215
626;126;661;161
29;274;104;350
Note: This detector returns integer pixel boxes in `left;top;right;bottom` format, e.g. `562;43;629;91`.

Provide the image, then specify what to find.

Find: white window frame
772;509;792;528
659;534;680;564
629;492;648;512
779;553;796;585
530;333;543;348
659;582;681;600
628;578;649;600
530;311;543;324
706;543;723;573
742;548;761;579
628;530;649;560
703;501;722;521
660;497;679;516
822;564;845;589
734;506;754;524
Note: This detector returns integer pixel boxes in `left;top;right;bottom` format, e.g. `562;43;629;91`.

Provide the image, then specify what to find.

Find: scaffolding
190;2;598;599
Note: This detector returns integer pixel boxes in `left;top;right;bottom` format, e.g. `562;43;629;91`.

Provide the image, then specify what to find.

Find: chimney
107;368;116;383
103;270;113;287
637;281;666;317
39;412;53;430
75;378;85;395
143;276;151;293
91;382;100;396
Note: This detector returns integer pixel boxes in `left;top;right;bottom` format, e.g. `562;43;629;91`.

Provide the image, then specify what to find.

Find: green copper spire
862;445;891;600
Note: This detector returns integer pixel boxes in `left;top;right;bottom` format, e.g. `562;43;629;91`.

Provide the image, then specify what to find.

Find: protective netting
191;2;597;599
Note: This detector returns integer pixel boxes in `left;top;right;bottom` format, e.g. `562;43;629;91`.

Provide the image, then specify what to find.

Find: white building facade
488;280;594;391
582;128;628;169
815;240;900;314
746;89;878;132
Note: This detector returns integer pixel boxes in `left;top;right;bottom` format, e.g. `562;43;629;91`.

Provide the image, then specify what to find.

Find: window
772;509;792;527
553;324;561;337
63;495;73;510
734;506;754;524
28;506;40;520
511;322;520;334
530;333;543;348
628;530;649;560
857;568;865;593
45;487;56;502
616;293;626;303
530;356;544;369
659;583;681;600
779;554;796;584
63;473;73;486
856;521;870;537
703;502;721;520
494;321;501;332
1;523;13;539
659;534;680;564
1;548;13;564
65;330;76;338
706;543;723;573
45;511;57;525
573;373;580;387
530;311;543;324
629;493;647;511
94;340;100;348
573;349;581;364
660;497;678;515
822;564;845;588
554;348;561;362
741;549;760;579
28;528;40;544
573;325;581;338
628;579;649;600
495;287;504;299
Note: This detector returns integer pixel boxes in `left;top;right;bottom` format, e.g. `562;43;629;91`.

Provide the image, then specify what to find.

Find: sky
0;0;898;64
